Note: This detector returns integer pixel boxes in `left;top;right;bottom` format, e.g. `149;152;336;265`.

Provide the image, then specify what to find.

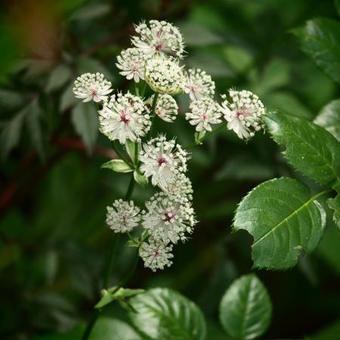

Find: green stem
112;141;134;168
148;93;159;137
82;174;136;340
140;81;147;97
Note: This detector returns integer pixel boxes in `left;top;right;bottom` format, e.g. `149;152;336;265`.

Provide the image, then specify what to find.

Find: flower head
153;94;178;122
185;97;222;132
145;56;185;95
139;135;188;190
106;199;141;233
221;89;265;139
142;192;196;244
99;92;151;144
139;238;173;271
184;68;215;101
73;73;112;103
165;172;193;202
116;48;146;83
131;20;185;59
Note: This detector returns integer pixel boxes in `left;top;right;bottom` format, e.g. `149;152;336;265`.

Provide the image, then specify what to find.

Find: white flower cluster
99;92;151;144
73;73;112;103
106;200;141;233
221;89;265;139
72;19;267;273
186;97;222;132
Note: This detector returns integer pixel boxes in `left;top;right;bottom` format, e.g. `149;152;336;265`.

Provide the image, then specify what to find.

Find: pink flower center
155;42;164;51
153;250;159;257
91;89;97;97
163;211;174;222
120;111;130;125
157;156;167;166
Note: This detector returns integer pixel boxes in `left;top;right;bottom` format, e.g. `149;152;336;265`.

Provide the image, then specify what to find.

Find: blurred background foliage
1;0;340;338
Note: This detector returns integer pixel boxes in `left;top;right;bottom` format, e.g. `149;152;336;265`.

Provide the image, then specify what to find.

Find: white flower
106;199;141;233
73;73;112;103
131;20;185;59
139;238;173;271
139;135;188;190
185;97;222;132
221;89;265;139
142;192;196;244
116;48;146;83
165;172;193;202
145;55;185;95
153;94;178;122
184;68;215;101
99;92;151;144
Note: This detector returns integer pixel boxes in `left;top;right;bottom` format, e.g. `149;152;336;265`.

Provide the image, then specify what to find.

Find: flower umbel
116;48;146;83
184;68;215;101
99;92;151;144
131;20;185;59
145;55;185;95
221;89;265;139
186;97;222;132
139;135;188;189
154;94;178;122
73;73;112;103
142;192;196;244
139;238;174;271
106;199;141;233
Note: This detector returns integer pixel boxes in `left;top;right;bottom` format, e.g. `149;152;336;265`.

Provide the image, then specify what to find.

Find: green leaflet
219;274;272;339
128;288;206;340
314;99;340;141
327;195;340;229
264;111;340;186
234;178;327;269
71;102;98;154
293;18;340;83
101;159;133;173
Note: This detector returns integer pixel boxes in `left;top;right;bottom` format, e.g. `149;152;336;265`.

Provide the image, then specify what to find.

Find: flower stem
112;141;134;168
148;93;159;137
82;173;136;340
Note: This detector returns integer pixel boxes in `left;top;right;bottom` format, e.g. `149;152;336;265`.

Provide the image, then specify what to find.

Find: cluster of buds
72;19;267;272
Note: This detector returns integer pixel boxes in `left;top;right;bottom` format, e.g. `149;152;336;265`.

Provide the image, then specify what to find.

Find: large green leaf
128;288;206;340
219;274;272;339
327;195;340;229
90;317;143;340
314;99;340;141
264;112;340;186
71;103;98;154
293;18;340;83
233;178;326;269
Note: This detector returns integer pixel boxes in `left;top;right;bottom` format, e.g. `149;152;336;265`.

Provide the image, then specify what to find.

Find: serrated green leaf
71;103;98;154
0;89;25;110
77;57;112;81
60;82;78;112
25;101;45;160
90;317;143;340
128;288;206;340
314;99;340;141
293;18;340;83
264;112;340;186
95;287;144;309
102;159;133;173
1;110;26;158
133;170;148;186
194;130;206;145
46;65;72;92
219;274;272;339
327;195;340;229
234;178;327;269
70;3;111;21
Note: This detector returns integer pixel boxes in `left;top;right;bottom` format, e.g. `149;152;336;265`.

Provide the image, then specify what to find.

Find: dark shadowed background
1;0;340;338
